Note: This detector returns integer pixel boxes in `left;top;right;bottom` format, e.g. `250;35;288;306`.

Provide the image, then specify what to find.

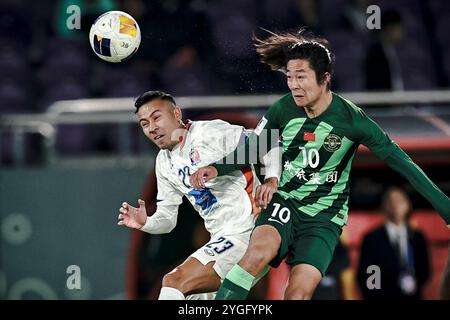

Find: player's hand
189;166;218;189
255;177;278;209
117;199;147;229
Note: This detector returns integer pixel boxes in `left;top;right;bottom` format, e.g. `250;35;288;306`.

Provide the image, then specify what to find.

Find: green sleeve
353;108;450;224
354;108;397;160
384;147;450;224
213;103;280;176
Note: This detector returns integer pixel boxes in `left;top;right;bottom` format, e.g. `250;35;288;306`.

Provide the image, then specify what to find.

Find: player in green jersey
190;30;450;300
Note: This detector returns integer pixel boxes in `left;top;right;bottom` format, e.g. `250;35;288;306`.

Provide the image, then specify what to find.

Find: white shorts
190;232;251;279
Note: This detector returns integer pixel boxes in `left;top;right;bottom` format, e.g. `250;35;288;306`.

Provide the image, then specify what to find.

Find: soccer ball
89;11;141;63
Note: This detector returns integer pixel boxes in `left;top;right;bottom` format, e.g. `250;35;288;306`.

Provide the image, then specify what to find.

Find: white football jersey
141;120;259;238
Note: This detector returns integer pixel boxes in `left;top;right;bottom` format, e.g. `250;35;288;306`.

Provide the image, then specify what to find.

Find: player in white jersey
117;91;280;300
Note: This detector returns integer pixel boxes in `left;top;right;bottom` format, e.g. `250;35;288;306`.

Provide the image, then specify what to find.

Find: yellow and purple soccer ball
89;11;141;63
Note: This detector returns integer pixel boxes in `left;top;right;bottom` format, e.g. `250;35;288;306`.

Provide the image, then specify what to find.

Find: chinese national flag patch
304;132;316;141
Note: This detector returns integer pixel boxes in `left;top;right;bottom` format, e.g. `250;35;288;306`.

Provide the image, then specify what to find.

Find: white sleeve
139;205;180;234
260;146;282;180
140;156;183;234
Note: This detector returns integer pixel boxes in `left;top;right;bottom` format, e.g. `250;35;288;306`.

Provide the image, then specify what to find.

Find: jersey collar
179;120;192;150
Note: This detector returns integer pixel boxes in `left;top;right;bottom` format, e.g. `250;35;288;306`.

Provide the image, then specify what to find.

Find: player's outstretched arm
384;147;450;228
355;109;450;228
117;199;147;229
190;134;280;190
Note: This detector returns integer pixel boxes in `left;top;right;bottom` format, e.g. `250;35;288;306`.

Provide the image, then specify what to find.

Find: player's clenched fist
117;199;147;229
189;166;218;189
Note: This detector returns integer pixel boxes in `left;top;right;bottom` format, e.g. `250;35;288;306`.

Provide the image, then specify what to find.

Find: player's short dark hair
134;90;177;113
254;29;335;90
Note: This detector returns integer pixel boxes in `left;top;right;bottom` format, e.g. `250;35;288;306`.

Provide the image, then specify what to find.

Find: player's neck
304;91;332;118
170;125;189;151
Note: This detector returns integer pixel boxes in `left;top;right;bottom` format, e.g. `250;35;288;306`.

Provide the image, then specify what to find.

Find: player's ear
173;106;182;122
323;72;331;86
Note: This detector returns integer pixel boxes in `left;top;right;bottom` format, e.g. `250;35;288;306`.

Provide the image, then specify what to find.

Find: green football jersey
260;92;395;225
213;92;450;225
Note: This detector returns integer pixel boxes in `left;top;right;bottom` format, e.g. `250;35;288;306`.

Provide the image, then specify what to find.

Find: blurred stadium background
1;0;450;299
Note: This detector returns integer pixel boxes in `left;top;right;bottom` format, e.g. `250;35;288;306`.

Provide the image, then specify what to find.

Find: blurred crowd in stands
2;0;450;115
2;0;450;162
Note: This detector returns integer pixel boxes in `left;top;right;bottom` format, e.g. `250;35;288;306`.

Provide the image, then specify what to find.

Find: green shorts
254;193;342;276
